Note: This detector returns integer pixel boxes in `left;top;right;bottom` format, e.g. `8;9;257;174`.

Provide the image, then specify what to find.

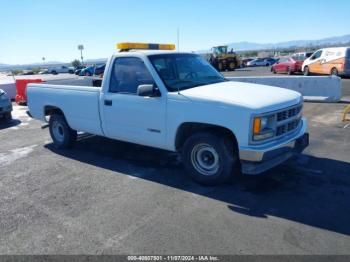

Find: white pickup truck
27;43;309;185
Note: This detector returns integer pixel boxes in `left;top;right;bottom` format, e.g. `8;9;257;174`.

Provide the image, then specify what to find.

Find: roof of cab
113;50;193;57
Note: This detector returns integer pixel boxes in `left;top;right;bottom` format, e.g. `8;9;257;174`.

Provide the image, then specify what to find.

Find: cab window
109;57;154;94
310;50;322;60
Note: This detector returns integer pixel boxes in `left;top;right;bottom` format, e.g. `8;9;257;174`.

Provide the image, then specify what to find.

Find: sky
1;0;350;64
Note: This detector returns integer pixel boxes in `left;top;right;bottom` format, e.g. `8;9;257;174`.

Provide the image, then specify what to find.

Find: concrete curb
227;76;342;102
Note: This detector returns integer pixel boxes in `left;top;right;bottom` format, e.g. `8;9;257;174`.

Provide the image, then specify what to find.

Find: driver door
308;50;323;73
101;57;167;149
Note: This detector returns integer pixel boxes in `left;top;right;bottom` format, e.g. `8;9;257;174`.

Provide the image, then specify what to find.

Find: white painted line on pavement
0;145;37;168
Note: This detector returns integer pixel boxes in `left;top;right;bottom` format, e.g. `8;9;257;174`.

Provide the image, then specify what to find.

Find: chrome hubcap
52;121;65;143
191;143;220;176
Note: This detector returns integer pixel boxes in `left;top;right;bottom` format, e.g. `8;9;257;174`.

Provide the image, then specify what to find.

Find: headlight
253;115;275;141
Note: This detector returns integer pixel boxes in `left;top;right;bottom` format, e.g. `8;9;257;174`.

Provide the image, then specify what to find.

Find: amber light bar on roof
116;42;176;51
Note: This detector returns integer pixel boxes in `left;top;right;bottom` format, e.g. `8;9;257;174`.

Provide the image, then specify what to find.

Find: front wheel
228;62;236;71
303;66;310;76
182;132;239;186
331;67;338;76
49;114;77;149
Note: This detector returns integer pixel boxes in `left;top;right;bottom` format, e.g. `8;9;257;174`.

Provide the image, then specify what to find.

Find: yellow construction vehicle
209;45;240;71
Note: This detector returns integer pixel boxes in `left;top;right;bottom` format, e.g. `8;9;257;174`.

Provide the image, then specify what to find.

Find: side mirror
137;84;161;97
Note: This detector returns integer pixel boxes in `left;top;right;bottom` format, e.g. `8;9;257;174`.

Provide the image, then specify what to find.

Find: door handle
104;100;112;106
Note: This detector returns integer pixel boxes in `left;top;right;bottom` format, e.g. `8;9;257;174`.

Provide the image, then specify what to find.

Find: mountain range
0;58;108;71
226;34;350;51
196;34;350;53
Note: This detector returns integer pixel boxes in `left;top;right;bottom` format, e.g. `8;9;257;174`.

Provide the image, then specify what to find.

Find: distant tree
11;70;23;75
71;59;82;68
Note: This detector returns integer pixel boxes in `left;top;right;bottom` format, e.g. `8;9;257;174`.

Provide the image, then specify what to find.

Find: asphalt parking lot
0;68;350;254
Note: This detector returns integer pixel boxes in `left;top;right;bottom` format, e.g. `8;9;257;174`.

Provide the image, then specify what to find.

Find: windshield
148;53;227;92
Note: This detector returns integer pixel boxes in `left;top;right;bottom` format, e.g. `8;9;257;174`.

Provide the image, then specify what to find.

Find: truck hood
179;81;302;111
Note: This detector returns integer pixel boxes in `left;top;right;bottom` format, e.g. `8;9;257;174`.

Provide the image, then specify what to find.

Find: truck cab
27;42;309;186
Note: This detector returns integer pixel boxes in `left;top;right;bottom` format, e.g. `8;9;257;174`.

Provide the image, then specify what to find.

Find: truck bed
27;84;104;136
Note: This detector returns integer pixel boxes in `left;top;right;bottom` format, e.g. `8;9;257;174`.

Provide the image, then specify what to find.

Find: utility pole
78;45;84;65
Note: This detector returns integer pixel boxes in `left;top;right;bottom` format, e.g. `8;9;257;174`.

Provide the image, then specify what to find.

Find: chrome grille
276;104;302;137
277;105;302;122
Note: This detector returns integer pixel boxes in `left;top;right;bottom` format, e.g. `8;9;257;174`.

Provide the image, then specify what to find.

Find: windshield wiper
205;75;221;78
205;76;228;81
170;80;193;85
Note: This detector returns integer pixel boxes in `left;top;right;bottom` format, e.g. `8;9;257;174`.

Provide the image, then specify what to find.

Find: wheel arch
175;122;238;151
44;105;64;116
43;105;70;124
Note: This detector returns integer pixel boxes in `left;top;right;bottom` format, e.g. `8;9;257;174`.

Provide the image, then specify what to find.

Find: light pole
177;28;180;52
78;45;84;65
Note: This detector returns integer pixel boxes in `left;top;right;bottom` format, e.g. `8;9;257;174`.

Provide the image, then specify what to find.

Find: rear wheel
331;67;338;76
271;67;276;74
182;132;239;186
303;66;310;76
287;67;293;75
49;114;77;149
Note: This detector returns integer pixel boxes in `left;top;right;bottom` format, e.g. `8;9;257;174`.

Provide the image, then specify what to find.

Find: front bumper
239;118;309;175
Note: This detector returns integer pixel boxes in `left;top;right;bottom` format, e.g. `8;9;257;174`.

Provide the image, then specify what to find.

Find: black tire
287;67;293;75
228;62;236;71
182;132;239;186
51;71;57;75
303;66;310;76
218;62;224;72
271;67;276;74
85;71;91;76
49;114;77;149
4;112;12;122
331;67;338;76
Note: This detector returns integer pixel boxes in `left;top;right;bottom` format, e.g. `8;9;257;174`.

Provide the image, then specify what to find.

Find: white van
302;47;350;77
